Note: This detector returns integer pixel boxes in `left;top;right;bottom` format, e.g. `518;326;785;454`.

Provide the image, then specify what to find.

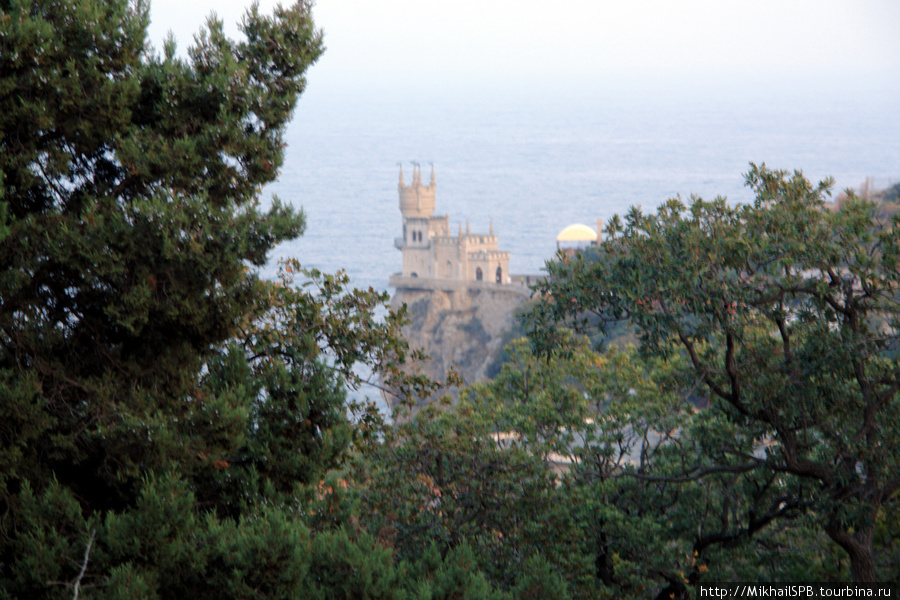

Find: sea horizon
261;76;900;292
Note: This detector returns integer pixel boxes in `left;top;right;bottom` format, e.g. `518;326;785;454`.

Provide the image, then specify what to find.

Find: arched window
476;267;483;281
495;266;502;283
445;261;452;278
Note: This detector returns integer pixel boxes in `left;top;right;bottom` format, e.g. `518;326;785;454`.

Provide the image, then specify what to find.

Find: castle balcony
396;237;431;250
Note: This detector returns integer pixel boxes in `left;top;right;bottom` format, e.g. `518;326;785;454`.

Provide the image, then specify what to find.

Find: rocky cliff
390;282;531;401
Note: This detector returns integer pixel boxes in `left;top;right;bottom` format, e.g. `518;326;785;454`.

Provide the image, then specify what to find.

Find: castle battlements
398;162;436;219
393;164;511;285
469;249;510;260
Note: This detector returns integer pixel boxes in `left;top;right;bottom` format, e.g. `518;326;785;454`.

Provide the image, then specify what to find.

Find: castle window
476;267;483;281
496;266;502;283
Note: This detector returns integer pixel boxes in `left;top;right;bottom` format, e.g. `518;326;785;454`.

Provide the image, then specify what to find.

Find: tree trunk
825;521;877;582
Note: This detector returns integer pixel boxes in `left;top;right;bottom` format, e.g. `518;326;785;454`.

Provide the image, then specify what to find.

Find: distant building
393;163;511;284
556;221;603;261
556;222;602;251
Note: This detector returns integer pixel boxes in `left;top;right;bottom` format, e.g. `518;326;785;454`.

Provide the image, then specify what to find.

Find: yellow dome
556;223;598;242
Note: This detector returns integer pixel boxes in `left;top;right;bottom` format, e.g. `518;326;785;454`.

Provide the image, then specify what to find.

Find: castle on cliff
392;163;511;285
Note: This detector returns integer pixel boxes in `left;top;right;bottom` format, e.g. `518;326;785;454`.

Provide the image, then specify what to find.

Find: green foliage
466;337;689;596
510;554;571;600
465;335;856;596
530;163;900;582
352;335;705;597
1;0;320;510
0;0;466;597
396;542;511;600
354;399;558;589
305;528;399;600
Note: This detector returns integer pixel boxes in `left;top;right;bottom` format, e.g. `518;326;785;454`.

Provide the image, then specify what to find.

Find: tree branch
677;331;737;406
610;462;760;484
74;529;96;600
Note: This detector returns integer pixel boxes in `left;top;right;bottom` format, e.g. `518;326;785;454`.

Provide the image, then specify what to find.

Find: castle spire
458;222;462;237
398;163;404;186
430;163;435;187
466;219;470;235
490;219;494;236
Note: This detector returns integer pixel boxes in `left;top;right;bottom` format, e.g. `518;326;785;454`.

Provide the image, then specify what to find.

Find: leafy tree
471;336;740;595
0;0;459;597
530;164;900;582
380;334;816;597
353;398;559;590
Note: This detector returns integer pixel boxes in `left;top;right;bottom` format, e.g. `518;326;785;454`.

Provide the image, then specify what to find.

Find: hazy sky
147;0;900;96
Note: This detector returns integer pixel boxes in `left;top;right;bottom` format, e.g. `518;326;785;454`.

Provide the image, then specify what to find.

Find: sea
261;78;900;294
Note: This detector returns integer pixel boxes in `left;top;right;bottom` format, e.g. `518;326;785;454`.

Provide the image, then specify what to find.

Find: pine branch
72;529;96;600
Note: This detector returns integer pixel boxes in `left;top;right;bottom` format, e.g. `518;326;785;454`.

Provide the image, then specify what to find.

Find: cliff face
391;284;530;397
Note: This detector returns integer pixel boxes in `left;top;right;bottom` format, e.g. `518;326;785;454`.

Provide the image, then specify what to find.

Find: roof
556;223;598;242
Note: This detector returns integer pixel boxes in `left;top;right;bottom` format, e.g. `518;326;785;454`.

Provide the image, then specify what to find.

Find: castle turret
399;163;436;219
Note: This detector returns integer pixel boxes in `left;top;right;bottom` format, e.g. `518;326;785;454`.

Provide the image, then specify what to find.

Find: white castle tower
393;163;510;284
398;162;436;219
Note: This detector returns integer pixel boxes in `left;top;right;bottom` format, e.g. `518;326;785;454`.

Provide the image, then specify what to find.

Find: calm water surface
263;83;900;292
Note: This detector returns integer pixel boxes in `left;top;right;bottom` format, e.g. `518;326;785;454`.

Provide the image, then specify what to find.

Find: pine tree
0;1;409;596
